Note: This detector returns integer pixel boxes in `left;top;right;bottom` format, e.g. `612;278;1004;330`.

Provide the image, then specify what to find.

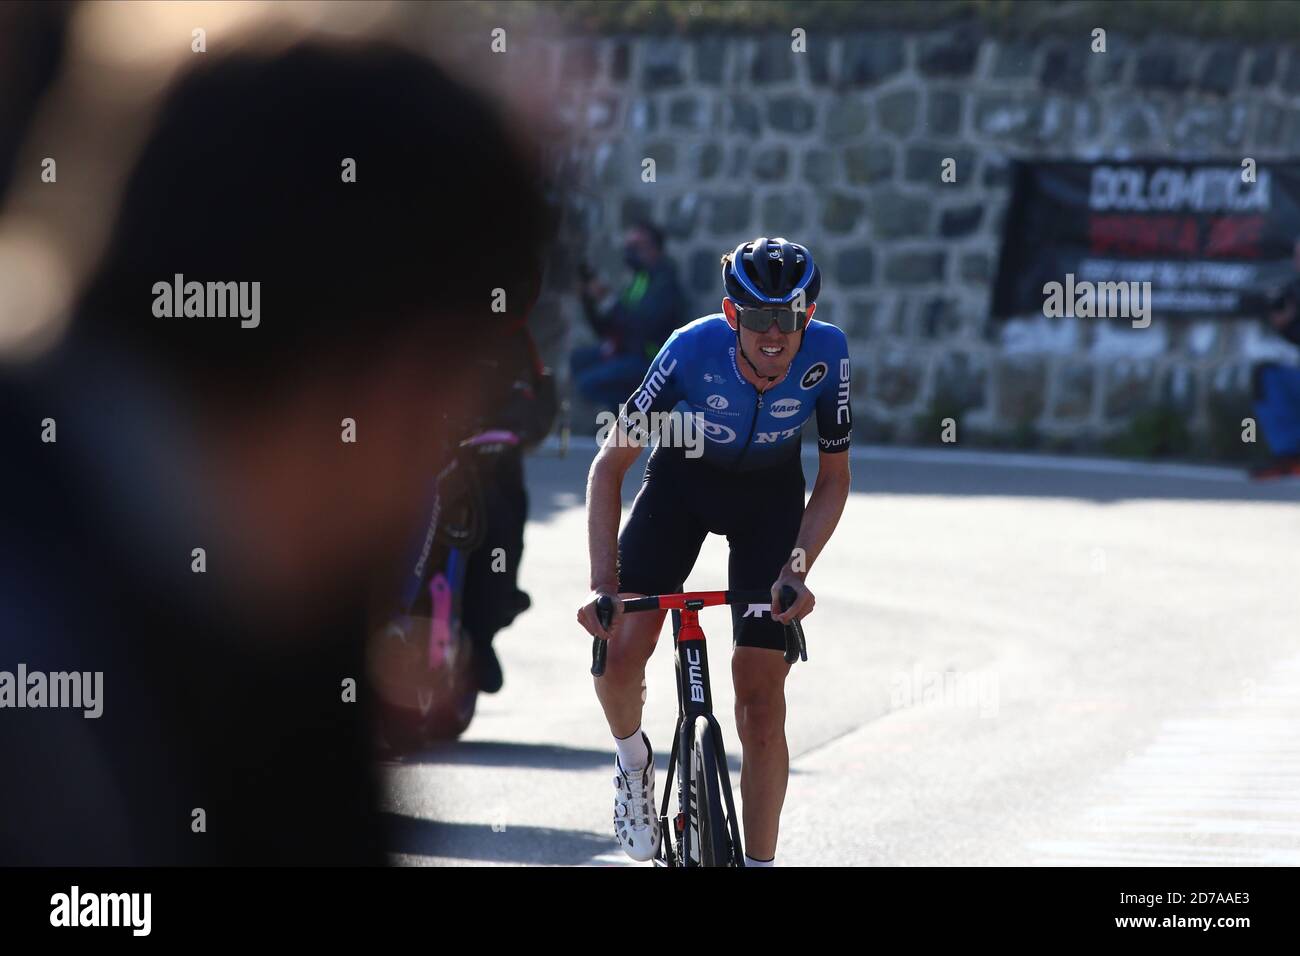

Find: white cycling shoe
612;732;660;862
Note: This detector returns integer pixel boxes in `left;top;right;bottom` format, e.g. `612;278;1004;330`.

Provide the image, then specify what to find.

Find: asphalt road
381;445;1300;866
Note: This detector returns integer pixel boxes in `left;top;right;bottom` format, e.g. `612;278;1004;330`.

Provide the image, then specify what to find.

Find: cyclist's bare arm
772;449;851;623
577;424;645;638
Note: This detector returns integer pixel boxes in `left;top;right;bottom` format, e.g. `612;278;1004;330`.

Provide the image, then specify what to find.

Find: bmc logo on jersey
800;362;828;390
837;358;852;425
769;398;802;419
633;353;678;415
706;394;729;410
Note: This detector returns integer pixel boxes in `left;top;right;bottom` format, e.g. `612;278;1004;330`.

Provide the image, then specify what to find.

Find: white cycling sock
744;854;775;867
614;728;649;771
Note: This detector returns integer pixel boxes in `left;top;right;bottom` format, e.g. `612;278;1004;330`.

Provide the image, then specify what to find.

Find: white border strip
536;435;1261;483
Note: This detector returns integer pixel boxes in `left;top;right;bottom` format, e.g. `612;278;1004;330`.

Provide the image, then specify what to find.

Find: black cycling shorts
617;444;805;651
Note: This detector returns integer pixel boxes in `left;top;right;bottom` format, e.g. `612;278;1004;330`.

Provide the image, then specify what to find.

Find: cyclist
576;237;853;865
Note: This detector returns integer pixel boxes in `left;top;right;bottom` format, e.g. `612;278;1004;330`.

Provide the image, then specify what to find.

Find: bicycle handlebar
589;586;807;677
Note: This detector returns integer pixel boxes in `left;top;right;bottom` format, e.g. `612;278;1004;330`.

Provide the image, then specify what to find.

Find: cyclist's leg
731;647;791;861
593;603;664;740
595;448;707;740
724;455;805;862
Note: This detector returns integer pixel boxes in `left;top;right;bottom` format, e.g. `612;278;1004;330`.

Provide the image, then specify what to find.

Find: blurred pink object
428;572;452;669
460;429;519;448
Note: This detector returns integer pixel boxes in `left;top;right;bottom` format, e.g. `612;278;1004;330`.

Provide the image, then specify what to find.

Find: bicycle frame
663;597;744;867
591;589;807;867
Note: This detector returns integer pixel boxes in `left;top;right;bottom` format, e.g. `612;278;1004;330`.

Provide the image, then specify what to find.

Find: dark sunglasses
735;306;808;334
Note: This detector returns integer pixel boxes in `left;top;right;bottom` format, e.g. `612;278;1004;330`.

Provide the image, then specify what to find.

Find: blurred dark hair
75;40;553;393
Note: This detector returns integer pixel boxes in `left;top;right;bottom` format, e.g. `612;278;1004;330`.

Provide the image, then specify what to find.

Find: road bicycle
591;587;807;867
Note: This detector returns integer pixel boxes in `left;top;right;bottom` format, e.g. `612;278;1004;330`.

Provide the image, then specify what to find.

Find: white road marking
583;848;643;867
1032;656;1300;866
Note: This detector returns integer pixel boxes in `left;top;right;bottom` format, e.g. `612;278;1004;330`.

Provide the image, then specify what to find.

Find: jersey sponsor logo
837;358;852;425
742;603;770;619
703;371;724;383
632;353;678;415
699;419;737;443
693;404;740;418
820;433;850;449
769;398;802;419
755;426;802;444
800;361;828;390
706;393;729;410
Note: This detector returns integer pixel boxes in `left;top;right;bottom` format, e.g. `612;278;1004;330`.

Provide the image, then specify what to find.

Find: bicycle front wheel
690;721;732;867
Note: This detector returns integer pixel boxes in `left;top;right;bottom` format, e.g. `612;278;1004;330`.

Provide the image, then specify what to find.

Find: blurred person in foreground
1252;238;1300;479
0;2;69;202
569;220;684;410
0;41;550;864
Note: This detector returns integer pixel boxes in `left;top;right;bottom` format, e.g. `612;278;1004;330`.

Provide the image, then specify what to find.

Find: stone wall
526;29;1300;454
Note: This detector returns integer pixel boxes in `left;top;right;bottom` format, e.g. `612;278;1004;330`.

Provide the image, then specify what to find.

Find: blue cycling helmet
722;237;821;308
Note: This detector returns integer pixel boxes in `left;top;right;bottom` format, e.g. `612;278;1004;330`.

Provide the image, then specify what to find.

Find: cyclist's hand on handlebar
577;589;621;640
771;573;814;624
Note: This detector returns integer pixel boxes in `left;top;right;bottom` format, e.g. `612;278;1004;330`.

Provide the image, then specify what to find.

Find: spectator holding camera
569;220;685;410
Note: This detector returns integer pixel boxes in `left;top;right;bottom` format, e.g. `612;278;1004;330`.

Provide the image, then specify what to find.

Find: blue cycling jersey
620;314;853;471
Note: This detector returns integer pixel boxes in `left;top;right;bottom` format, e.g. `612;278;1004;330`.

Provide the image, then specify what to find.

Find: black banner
992;160;1300;320
0;866;1289;943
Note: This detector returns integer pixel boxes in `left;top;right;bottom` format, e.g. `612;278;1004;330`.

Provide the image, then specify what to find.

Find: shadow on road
382;813;612;864
390;740;612;770
389;738;755;776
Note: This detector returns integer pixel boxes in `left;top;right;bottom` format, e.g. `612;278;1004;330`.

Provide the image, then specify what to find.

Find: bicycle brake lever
777;585;806;665
591;595;614;677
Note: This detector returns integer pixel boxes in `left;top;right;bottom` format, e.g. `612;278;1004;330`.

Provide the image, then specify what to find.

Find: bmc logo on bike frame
686;648;705;704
